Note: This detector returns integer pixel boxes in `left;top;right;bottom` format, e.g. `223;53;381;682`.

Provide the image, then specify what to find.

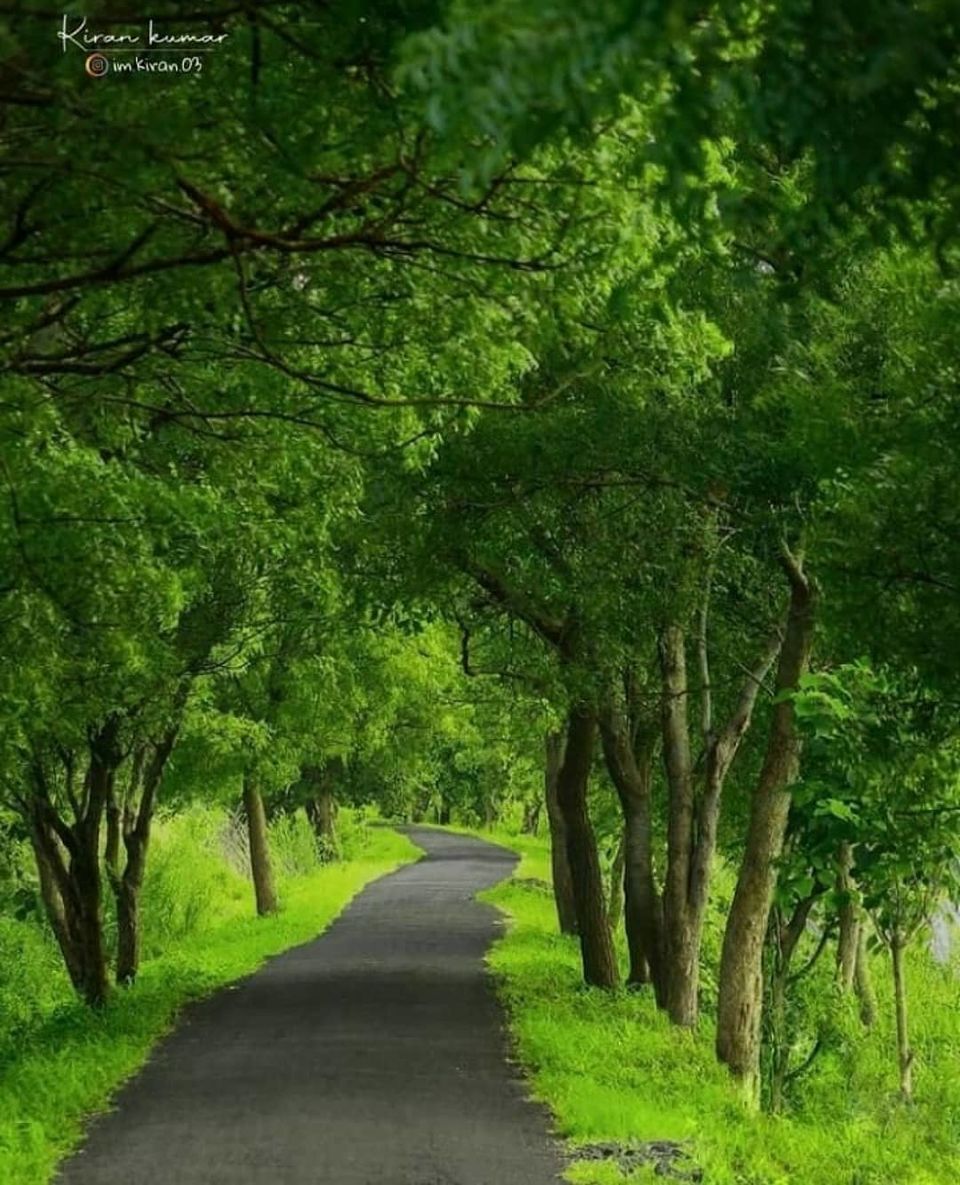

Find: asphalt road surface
57;827;562;1185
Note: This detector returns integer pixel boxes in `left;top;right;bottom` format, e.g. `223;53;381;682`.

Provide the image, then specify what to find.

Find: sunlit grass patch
478;831;960;1185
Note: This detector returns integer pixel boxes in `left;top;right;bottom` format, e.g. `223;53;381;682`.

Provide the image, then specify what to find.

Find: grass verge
0;821;418;1185
465;827;960;1185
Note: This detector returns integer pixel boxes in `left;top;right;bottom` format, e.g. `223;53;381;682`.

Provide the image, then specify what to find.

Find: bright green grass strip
467;828;960;1185
0;825;419;1185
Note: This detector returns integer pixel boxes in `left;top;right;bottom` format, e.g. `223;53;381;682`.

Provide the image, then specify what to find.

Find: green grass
464;826;960;1185
0;812;419;1185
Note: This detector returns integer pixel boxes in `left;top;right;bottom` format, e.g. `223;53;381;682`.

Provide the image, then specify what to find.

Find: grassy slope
468;827;960;1185
0;822;419;1185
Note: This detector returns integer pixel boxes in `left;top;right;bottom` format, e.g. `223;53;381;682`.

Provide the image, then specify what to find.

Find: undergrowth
471;828;960;1185
0;808;417;1185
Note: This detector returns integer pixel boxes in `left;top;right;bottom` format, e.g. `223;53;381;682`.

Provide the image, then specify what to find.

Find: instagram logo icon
85;53;109;77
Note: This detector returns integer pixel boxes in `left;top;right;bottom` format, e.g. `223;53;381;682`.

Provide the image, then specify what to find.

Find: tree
793;663;960;1101
715;546;816;1101
403;0;960;256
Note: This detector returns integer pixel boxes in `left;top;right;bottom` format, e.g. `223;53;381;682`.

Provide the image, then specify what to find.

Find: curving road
57;827;562;1185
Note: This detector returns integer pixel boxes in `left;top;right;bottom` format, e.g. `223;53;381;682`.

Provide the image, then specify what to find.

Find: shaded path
58;828;562;1185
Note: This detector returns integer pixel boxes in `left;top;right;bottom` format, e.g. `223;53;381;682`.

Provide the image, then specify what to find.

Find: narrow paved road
58;828;562;1185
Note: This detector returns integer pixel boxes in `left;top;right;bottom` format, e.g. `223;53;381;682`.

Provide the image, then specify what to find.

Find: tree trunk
556;706;619;989
621;804;657;988
303;759;341;857
29;825;84;992
27;720;121;1008
659;625;701;1025
306;790;338;856
716;547;815;1101
768;923;790;1115
766;894;818;1114
608;831;626;932
544;729;578;936
105;747;142;986
26;807;109;1007
599;697;662;992
115;882;140;985
663;916;701;1025
891;935;913;1101
855;923;878;1027
74;724;121;1007
836;842;859;991
73;848;111;1008
106;726;179;985
113;816;152;986
658;622;781;1030
243;773;278;916
316;788;338;852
